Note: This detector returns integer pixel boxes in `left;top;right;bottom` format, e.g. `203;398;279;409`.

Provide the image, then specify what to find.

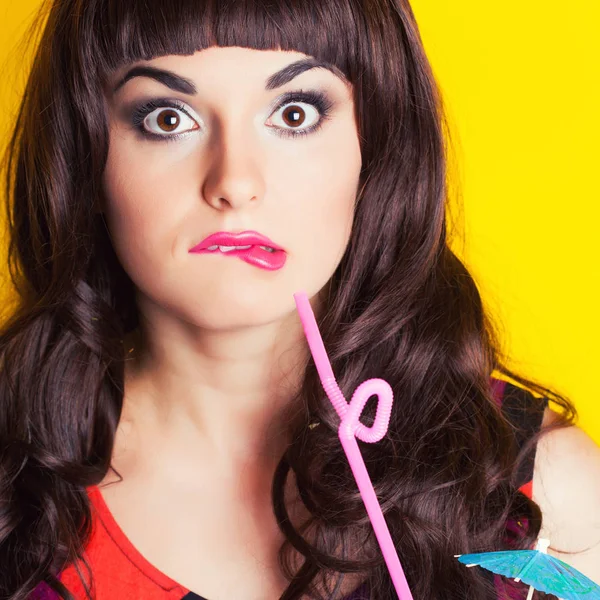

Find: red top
30;378;545;600
58;485;202;600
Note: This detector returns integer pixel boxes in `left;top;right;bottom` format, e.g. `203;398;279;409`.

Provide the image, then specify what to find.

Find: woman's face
101;46;361;330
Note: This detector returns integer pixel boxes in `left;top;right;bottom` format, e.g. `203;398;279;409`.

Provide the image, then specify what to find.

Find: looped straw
293;292;414;600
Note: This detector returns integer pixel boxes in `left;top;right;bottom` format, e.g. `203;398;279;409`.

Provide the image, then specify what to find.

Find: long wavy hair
0;0;576;598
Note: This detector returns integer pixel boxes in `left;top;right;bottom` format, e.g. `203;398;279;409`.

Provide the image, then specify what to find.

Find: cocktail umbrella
456;538;600;600
293;292;414;600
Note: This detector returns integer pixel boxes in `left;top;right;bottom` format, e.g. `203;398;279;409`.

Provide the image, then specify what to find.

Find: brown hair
0;0;575;598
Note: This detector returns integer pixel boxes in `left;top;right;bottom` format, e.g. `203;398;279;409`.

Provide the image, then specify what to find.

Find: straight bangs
86;0;366;86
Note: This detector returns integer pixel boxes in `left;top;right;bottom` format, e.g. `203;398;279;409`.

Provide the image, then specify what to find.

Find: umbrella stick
526;585;534;600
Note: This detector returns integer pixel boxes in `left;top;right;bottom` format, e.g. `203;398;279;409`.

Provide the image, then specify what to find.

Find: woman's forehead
108;48;352;95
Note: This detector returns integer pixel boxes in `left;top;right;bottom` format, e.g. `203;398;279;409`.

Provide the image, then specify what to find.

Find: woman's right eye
131;100;199;141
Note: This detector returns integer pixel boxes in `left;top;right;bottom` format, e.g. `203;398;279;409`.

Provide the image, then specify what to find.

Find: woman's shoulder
491;378;600;584
532;410;600;583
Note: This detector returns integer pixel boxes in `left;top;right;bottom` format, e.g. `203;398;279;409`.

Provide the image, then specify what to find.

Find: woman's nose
201;125;266;211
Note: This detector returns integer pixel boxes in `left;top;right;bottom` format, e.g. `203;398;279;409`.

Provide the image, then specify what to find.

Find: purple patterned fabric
490;377;507;406
492;376;533;599
28;581;60;599
495;578;532;599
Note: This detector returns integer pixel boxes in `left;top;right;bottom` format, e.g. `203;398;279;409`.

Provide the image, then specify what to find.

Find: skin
533;408;600;584
99;46;363;598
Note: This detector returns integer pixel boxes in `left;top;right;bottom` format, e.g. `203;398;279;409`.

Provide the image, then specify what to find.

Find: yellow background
1;2;598;443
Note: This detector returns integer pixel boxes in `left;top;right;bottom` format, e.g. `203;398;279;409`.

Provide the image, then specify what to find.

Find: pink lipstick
189;230;287;271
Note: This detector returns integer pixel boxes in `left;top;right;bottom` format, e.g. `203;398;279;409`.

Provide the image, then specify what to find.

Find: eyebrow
112;58;348;95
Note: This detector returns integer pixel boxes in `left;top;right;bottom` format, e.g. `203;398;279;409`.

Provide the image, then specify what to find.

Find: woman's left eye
267;90;334;139
130;90;334;143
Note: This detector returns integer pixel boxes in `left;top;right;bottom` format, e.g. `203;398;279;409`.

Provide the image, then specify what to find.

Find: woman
1;0;599;598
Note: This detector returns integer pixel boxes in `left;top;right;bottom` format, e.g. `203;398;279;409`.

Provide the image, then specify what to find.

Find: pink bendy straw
293;292;414;600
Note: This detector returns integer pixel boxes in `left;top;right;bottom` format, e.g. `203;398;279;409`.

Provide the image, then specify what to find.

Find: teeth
219;245;253;252
204;244;275;252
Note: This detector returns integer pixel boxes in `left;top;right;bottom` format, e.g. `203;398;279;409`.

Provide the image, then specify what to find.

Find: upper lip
190;230;284;252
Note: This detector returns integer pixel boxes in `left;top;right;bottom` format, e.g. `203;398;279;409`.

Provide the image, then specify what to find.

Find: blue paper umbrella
455;538;600;600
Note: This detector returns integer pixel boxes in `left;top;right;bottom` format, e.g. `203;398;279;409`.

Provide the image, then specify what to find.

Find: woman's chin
183;296;298;332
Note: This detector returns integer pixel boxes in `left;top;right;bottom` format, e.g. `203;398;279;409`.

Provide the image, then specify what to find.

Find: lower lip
190;245;287;271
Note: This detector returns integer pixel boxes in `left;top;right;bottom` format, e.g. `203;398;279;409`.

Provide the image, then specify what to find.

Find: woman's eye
269;102;320;134
140;107;199;137
268;91;334;138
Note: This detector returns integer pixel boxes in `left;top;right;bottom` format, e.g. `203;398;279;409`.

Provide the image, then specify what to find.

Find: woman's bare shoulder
532;407;600;584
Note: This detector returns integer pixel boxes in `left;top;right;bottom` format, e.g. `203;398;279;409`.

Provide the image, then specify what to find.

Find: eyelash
130;90;335;143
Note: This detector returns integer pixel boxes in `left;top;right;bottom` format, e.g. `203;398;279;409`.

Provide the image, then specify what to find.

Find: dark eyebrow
112;58;348;95
264;58;348;90
113;66;197;95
